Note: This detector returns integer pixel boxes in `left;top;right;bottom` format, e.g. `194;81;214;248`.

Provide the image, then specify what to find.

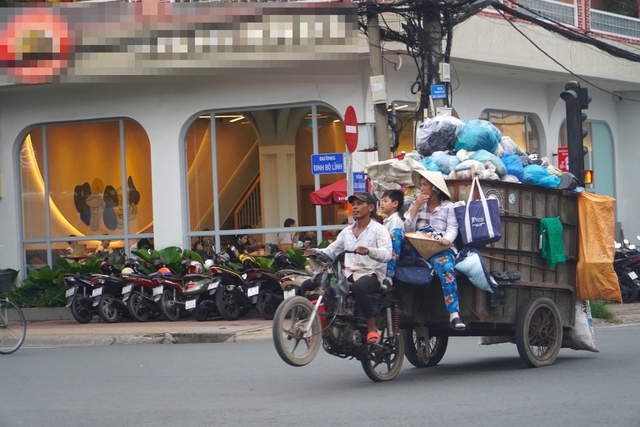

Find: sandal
366;331;381;344
449;317;466;331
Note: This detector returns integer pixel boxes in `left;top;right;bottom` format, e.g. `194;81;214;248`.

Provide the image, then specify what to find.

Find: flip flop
366;331;381;344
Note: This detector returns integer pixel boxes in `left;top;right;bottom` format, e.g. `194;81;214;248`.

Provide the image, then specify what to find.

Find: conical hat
411;169;451;199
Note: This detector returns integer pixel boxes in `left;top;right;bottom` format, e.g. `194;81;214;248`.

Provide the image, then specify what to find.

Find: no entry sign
344;106;358;153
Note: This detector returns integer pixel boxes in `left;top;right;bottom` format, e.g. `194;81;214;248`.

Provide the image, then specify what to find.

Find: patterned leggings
429;249;459;313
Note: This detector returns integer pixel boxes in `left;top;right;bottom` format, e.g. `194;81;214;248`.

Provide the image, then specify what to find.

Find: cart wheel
516;296;563;368
402;327;448;368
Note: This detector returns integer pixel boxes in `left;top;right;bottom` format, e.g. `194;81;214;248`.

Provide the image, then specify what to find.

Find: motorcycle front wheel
160;289;181;322
97;293;121;323
619;276;638;304
272;296;321;367
361;328;405;382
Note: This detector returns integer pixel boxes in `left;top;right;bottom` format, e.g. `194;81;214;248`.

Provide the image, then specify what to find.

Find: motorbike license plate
629;271;638;280
153;285;164;296
65;288;75;298
122;284;132;295
92;287;103;298
247;285;260;297
284;289;296;300
185;299;196;310
208;281;219;291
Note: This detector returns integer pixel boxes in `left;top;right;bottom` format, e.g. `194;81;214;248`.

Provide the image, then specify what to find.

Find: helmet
121;267;134;275
204;259;215;270
187;260;203;274
274;251;299;269
158;267;172;276
153;258;166;270
239;254;259;268
124;259;139;269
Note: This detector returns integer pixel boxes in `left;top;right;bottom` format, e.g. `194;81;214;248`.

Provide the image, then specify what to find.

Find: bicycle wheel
0;297;27;354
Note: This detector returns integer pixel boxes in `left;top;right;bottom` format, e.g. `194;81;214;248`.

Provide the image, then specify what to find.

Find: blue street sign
353;172;366;192
311;153;345;175
430;84;447;100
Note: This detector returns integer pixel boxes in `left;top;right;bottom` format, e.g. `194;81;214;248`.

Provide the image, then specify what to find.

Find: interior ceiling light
229;116;245;123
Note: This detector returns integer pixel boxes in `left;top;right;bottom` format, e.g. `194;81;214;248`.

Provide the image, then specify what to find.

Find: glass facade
20;119;153;271
479;110;540;154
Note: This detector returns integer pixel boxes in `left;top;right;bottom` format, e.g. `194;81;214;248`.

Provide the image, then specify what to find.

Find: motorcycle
120;259;169;322
183;259;221;321
89;259;131;323
239;254;283;320
150;263;186;321
64;274;99;324
272;250;405;382
614;240;640;303
208;253;253;321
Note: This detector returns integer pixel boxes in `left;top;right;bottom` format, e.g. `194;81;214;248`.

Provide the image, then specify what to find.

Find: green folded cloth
540;217;566;268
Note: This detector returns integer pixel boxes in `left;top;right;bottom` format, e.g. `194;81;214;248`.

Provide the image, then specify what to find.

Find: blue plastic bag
431;153;460;175
420;156;441;172
521;165;561;188
501;152;524;180
455;120;501;154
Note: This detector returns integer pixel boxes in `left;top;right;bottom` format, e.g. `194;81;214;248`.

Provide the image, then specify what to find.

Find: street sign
311;153;345;175
557;146;569;172
353;172;366;192
430;84;447;100
344;106;358;153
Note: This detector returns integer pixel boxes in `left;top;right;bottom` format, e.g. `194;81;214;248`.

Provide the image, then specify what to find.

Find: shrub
590;300;615;321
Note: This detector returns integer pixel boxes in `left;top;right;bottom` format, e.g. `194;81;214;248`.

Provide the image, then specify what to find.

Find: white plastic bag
561;299;599;352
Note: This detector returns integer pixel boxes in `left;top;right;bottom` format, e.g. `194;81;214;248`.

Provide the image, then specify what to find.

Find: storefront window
479;110;540;154
20;119;153;271
184;103;346;254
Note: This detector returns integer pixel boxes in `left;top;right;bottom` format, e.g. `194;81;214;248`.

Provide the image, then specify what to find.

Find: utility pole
367;13;391;161
424;10;447;119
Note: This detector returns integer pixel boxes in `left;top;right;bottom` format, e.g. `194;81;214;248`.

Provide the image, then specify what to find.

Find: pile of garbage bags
412;117;578;190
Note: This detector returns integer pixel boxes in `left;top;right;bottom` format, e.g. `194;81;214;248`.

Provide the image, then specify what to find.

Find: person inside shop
405;169;465;331
96;236;114;258
226;232;259;261
130;238;153;260
302;192;392;344
63;234;76;256
298;230;318;249
277;218;299;245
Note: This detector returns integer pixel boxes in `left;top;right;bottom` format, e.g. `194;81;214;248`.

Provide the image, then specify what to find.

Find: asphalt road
1;325;639;427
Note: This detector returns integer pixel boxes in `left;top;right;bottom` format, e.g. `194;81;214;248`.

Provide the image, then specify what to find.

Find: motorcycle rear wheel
257;289;282;320
361;329;405;382
70;295;94;324
402;327;448;368
127;291;150;322
215;286;241;320
619;276;638;304
97;293;121;323
160;289;181;322
272;296;321;367
193;306;213;321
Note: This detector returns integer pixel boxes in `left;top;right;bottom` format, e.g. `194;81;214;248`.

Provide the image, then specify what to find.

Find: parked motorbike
183;259;221;321
64;274;99;324
121;259;168;322
272;251;405;382
208;253;253;321
614;240;640;303
151;262;187;322
239;254;283;320
89;259;130;323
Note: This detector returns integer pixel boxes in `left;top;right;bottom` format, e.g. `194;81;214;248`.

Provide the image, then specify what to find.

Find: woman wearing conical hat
405;169;465;331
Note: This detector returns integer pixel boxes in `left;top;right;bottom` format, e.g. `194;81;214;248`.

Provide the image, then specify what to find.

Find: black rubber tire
272;296;321;367
127;291;150;322
0;297;27;354
70;295;94;324
619;276;638;304
215;285;241;321
402;327;449;368
257;290;282;321
160;289;181;322
516;296;563;368
193;306;212;321
361;328;405;382
97;293;120;323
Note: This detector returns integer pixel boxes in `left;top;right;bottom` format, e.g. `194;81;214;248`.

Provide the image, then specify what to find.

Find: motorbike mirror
629;244;637;250
623;239;630;245
637;235;640;242
615;242;622;249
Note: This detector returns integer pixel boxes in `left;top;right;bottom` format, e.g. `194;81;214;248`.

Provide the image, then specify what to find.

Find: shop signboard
558;146;569;172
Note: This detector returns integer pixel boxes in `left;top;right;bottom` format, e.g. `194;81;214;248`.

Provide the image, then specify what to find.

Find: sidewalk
21;301;640;348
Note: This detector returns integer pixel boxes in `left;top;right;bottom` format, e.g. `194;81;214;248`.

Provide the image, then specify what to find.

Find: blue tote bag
454;177;502;247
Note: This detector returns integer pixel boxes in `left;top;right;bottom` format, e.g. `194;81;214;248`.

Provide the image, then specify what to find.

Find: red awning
309;178;348;206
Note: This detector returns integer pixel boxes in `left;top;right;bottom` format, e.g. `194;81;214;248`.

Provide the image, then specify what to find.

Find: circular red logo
0;8;74;84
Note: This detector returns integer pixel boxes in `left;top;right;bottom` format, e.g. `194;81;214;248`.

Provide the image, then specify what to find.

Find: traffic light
584;170;594;185
560;82;592;185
